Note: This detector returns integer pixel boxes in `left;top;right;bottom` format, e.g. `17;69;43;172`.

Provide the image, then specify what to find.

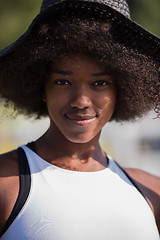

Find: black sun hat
0;0;160;61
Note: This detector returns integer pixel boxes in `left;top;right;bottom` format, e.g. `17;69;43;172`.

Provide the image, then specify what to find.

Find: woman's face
44;54;116;143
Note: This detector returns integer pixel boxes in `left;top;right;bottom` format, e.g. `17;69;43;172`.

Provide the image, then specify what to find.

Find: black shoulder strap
26;141;36;153
0;147;31;238
114;161;152;209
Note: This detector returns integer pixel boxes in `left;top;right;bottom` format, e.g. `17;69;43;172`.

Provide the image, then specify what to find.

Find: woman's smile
65;113;97;126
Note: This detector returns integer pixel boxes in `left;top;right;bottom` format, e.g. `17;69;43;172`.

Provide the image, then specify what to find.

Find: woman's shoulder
0;149;19;202
0;150;20;233
0;149;19;177
125;168;160;232
0;149;19;196
124;168;160;195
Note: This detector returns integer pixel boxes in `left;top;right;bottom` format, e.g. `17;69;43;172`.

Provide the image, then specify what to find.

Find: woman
0;0;160;239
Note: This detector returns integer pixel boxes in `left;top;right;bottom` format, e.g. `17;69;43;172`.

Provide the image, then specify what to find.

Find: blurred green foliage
0;0;41;49
128;0;160;36
0;0;160;50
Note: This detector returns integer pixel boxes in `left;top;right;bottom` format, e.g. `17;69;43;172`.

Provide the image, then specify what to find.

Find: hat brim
0;0;160;61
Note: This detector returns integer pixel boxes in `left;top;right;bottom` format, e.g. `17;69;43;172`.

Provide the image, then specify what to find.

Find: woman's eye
54;79;71;85
93;80;110;86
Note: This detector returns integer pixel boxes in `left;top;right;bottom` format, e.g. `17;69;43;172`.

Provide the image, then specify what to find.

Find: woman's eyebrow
91;71;111;77
50;70;112;76
50;70;72;75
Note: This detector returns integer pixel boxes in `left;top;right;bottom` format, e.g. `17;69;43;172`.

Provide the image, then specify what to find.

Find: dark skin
0;54;160;234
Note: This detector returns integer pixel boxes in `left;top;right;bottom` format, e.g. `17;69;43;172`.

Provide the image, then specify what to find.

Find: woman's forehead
49;53;111;73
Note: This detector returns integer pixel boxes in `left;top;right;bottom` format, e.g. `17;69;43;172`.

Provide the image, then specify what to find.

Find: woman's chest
2;170;159;240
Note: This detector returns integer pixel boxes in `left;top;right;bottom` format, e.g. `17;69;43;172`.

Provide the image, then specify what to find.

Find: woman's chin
64;132;100;144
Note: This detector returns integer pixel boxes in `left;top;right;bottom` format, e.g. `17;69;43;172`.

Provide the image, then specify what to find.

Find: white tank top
1;145;159;240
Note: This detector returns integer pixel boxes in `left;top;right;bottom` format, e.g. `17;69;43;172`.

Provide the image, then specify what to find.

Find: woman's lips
65;114;97;126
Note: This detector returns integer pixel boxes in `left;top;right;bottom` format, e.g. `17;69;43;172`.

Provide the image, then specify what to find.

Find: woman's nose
70;87;92;109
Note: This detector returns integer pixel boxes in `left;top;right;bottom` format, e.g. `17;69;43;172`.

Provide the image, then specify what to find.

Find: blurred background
0;0;160;176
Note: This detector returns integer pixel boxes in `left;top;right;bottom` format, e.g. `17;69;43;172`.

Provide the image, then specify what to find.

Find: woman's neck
35;126;108;172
